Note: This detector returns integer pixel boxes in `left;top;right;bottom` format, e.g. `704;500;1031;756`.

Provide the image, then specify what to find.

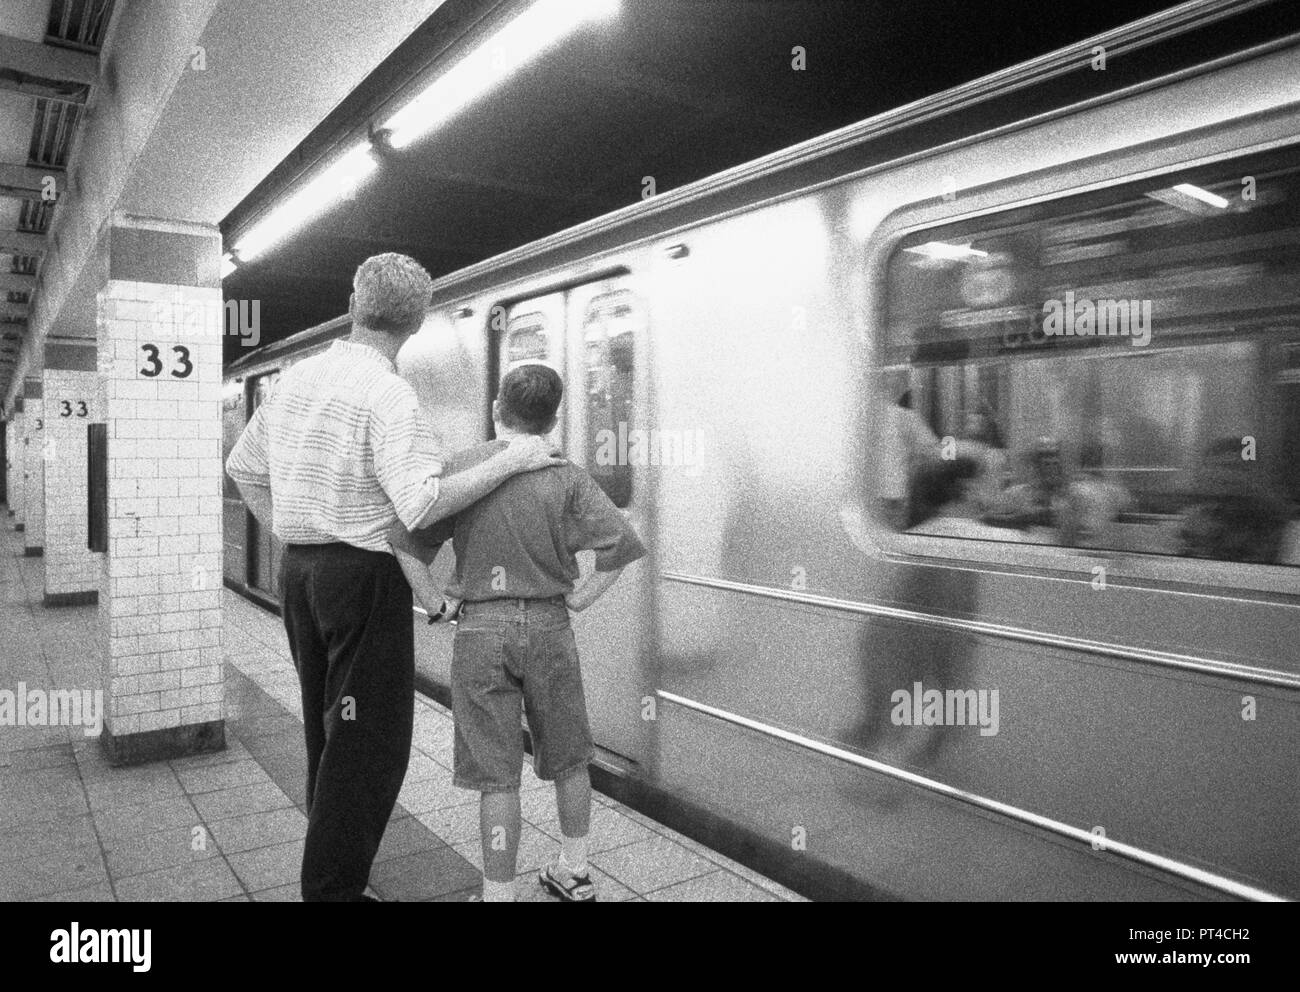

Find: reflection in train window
584;292;638;508
882;147;1300;566
505;312;549;366
501;308;564;447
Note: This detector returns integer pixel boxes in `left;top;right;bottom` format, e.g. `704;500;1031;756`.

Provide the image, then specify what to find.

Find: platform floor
0;524;802;902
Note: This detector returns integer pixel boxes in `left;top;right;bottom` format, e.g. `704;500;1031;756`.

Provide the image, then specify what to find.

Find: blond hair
351;253;432;333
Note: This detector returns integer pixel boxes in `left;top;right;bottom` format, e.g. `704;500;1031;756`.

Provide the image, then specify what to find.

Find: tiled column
43;341;103;607
22;377;44;556
96;217;225;765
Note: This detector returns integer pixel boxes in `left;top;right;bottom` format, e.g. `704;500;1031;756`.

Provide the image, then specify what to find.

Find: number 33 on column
139;343;193;379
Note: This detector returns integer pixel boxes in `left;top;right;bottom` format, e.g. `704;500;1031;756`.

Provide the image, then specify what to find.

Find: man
225;253;561;902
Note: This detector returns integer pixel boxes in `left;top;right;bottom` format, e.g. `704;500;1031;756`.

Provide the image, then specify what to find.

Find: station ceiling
218;0;1186;362
0;0;449;404
0;0;110;396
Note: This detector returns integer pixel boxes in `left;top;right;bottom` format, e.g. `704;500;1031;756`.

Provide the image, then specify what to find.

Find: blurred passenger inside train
878;388;940;529
982;436;1076;542
906;456;1028;542
953;408;1010;514
389;363;647;903
1065;440;1135;549
1178;436;1296;564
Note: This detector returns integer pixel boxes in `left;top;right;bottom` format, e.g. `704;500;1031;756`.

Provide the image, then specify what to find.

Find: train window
246;371;282;596
221;387;244;500
504;312;549;366
499;306;566;449
881;146;1300;567
583;291;638;508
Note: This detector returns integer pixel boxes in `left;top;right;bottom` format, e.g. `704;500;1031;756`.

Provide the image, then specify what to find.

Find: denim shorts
450;597;595;792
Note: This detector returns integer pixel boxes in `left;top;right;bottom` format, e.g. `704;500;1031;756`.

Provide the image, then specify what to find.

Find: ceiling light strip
230;0;618;266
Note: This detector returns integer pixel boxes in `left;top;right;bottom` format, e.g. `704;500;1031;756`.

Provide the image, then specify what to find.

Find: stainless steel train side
225;18;1300;900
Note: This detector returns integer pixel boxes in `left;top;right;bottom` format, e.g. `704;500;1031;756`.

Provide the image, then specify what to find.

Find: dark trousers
280;543;414;902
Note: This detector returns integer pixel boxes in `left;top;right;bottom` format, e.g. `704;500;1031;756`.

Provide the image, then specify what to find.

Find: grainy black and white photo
0;0;1295;967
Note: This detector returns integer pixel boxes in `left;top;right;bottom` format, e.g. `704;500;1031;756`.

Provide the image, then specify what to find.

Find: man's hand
503;434;565;474
393;545;447;620
428;597;463;625
414;595;443;619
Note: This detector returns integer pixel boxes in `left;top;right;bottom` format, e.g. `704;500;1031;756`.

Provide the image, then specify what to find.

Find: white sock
560;833;589;874
482;878;515;903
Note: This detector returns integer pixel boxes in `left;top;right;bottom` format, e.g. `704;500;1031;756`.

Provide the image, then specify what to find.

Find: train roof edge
414;0;1280;298
223;0;1291;374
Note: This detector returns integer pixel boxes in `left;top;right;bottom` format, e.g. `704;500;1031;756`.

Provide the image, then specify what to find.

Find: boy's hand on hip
504;435;565;473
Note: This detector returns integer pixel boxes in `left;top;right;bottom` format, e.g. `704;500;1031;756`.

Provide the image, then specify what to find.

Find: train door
246;370;282;598
564;278;654;770
493;279;654;769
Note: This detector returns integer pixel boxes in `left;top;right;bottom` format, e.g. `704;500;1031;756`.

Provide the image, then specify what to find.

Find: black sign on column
87;422;107;554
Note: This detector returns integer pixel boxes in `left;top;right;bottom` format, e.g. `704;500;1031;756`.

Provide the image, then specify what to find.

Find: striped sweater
226;339;443;553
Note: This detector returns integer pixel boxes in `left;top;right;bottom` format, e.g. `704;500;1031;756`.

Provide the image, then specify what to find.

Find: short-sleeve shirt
390;439;646;601
225;339;443;553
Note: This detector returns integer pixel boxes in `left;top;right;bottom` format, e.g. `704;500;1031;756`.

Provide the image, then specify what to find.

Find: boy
391;363;646;902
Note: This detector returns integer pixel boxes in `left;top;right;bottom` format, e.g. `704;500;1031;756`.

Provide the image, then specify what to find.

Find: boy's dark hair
498;363;563;434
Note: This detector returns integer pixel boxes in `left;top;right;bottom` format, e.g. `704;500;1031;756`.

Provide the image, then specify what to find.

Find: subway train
223;2;1300;900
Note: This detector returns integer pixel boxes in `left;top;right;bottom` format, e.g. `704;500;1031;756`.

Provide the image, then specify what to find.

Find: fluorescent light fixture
382;0;619;150
1145;182;1231;216
1171;183;1230;209
233;144;378;261
220;254;237;279
903;241;989;262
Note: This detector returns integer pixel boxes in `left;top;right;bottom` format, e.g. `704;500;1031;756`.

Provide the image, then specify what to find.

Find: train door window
247;371;282;595
221;384;245;500
582;291;639;508
504;312;549;366
496;298;565;448
880;145;1300;568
